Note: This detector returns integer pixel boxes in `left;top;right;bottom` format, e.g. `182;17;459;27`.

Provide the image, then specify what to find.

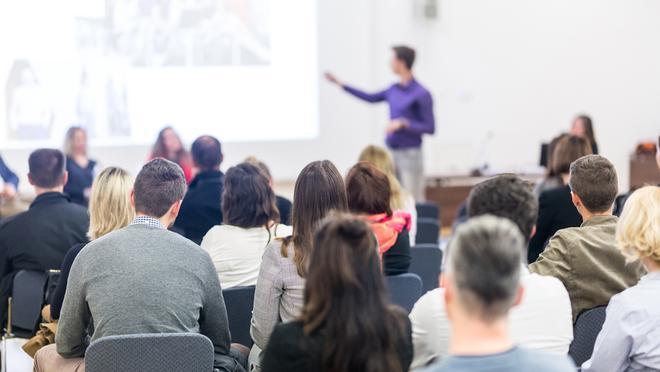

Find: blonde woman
359;145;417;245
63;126;97;206
49;167;134;320
582;186;659;372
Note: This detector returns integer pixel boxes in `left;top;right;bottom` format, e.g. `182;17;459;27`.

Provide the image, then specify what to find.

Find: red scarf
365;211;412;256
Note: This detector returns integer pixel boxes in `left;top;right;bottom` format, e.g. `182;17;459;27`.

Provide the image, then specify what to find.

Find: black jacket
63;156;97;207
384;229;412;276
528;185;582;263
173;170;224;244
276;195;292;225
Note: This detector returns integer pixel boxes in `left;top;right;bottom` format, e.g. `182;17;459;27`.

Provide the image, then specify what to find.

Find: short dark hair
345;162;393;216
222;162;279;228
133;158;187;218
569;155;618;213
191;136;222;171
468;174;538;244
28;149;66;188
392;45;416;70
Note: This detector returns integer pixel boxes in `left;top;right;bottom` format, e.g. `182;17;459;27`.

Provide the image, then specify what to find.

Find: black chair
409;244;443;294
222;285;256;347
569;305;607;366
416;202;440;220
416;218;440;245
6;270;48;338
385;273;423;313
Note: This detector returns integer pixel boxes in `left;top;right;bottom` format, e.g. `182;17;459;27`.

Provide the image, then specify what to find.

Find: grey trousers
391;147;425;201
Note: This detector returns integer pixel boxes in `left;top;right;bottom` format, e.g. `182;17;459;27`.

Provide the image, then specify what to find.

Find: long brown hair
574;114;596;145
222;162;280;228
300;214;408;372
281;160;348;277
551;135;592;176
346;162;393;216
151;126;190;165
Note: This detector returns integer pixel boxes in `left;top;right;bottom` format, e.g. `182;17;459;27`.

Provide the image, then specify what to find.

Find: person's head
300;213;407;372
132;158;187;226
283;160;348;277
551;135;592;176
222;162;279;229
444;215;525;324
244;156;274;184
345;162;393;216
571;114;596;144
358;145;407;210
152;126;186;160
88;167;135;240
191;135;222;171
63;126;88;157
569;155;618;216
468;175;538;245
28;149;68;192
616;186;660;271
390;45;415;75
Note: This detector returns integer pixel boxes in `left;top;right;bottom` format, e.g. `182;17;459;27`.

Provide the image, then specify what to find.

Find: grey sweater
56;224;243;371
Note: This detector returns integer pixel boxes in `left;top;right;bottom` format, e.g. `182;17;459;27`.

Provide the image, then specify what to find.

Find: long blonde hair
88;167;135;240
616;186;660;265
358;145;409;210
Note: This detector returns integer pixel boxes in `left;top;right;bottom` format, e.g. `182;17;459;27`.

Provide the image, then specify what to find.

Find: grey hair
446;215;524;322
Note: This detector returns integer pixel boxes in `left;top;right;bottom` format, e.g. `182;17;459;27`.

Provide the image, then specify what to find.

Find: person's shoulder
410;288;446;319
517;348;576;371
62;200;89;216
0;209;28;232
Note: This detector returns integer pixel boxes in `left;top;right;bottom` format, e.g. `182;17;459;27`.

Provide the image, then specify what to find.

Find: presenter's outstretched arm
325;71;386;103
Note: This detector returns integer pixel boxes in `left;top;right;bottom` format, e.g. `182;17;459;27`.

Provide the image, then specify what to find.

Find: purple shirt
344;79;435;149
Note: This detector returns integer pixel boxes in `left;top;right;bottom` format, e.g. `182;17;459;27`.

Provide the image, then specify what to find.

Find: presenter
326;45;435;201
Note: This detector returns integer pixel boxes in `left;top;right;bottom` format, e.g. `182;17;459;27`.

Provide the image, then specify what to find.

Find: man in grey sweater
34;158;246;372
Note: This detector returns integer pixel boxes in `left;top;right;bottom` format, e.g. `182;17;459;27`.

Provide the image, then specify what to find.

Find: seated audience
346;162;412;275
529;155;645;320
201;162;291;288
249;160;348;371
173;135;224;243
534;133;568;196
33;159;245;372
262;214;413;371
245;156;293;225
63;126;97;207
0;149;89;323
410;175;573;368
571;114;599;154
49;167;134;320
528;135;593;262
421;216;575;372
149;126;193;183
359;145;418;245
582;186;660;371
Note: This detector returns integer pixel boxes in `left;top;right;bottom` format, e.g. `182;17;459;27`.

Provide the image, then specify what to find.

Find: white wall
4;0;659;192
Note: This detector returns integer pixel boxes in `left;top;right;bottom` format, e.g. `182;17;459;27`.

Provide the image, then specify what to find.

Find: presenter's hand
386;119;408;134
324;72;343;87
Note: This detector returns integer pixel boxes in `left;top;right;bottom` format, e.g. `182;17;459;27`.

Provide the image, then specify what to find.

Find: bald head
191;135;222;171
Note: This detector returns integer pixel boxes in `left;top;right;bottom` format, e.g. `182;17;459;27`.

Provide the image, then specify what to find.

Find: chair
569;306;607;366
6;270;48;338
222;285;256;347
85;333;214;372
385;273;423;313
416;202;440;220
416;218;440;245
409;244;443;294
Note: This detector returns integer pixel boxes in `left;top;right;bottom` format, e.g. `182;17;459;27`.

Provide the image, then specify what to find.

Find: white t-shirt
409;267;573;369
200;224;293;289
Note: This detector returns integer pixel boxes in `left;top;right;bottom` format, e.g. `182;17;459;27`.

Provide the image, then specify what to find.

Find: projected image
5;60;54;140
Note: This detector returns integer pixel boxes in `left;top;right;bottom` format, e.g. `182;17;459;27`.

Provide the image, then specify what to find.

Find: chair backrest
222;285;256;347
569;305;607;366
385;273;423;313
416;218;440;245
409;244;443;294
85;333;214;372
9;270;48;336
416;202;440;220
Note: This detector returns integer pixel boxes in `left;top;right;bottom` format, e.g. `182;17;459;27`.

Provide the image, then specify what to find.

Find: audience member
410;175;572;368
245;156;293;225
529;155;645;320
63;126;97;207
33;159;246;372
528;135;592;262
0;149;89;323
149;126;193;183
49;167;134;320
249;160;348;371
534;133;568;196
173;135;224;243
0;154;19;202
346;162;412;275
582;186;660;371
359;144;418;245
201;162;291;288
571;114;599;154
262;214;413;371
421;216;575;372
